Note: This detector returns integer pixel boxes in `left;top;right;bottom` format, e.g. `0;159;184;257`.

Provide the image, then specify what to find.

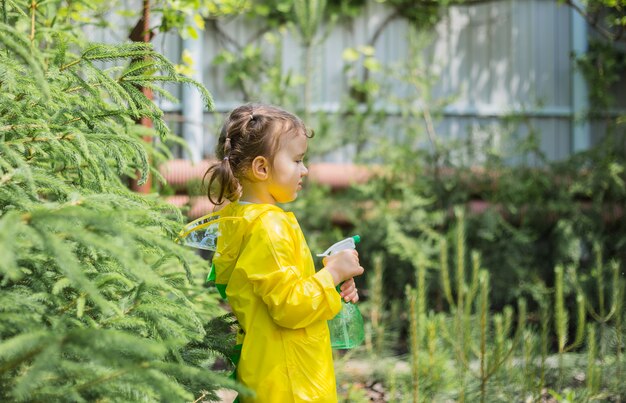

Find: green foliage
3;0;623;400
212;32;304;104
133;0;626;399
567;0;626;130
282;4;626;399
366;253;386;356
94;0;249;38
292;0;328;46
576;40;626;113
437;212;528;403
0;1;235;401
564;0;626;42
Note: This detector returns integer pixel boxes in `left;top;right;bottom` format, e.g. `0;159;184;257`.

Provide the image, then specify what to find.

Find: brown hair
204;104;312;205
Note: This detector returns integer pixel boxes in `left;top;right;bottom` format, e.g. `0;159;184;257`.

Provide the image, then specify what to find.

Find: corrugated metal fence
87;0;625;163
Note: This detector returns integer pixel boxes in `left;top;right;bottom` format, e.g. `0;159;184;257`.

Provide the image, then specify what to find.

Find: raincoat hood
179;202;281;299
213;202;283;299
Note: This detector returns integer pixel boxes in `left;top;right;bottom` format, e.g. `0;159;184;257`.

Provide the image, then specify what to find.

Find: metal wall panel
84;0;623;162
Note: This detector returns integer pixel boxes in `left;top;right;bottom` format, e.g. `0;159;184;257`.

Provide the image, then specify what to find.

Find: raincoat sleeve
237;211;341;329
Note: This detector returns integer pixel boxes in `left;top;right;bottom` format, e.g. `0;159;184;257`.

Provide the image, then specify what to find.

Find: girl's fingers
344;288;359;303
340;279;359;302
340;278;355;293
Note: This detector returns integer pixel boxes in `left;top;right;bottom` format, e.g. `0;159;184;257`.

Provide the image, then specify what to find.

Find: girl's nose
301;164;309;176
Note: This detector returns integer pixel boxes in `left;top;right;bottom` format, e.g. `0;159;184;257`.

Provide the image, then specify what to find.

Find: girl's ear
250;156;269;181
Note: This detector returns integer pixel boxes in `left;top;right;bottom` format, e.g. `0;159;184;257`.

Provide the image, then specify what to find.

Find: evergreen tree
0;1;236;401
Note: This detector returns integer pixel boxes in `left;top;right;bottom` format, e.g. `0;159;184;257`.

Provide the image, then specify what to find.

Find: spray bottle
317;235;365;349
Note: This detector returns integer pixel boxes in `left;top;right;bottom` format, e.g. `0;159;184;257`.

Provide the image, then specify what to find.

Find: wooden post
130;0;153;193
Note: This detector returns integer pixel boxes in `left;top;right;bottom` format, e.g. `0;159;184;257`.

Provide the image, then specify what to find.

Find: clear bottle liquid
328;288;365;349
318;235;365;350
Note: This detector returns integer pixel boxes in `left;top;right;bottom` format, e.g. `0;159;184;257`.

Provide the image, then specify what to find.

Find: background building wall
86;0;626;163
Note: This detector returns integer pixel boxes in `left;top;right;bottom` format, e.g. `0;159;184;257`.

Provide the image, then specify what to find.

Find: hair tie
223;137;232;157
223;156;229;161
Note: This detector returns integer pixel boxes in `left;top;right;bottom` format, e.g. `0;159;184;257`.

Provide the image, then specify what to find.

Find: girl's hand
323;249;364;285
339;277;359;303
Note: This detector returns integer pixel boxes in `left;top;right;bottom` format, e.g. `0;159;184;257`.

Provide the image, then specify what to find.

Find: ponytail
204;134;241;205
204;157;240;205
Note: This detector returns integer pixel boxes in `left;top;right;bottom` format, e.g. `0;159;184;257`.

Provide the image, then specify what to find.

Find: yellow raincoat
211;202;342;402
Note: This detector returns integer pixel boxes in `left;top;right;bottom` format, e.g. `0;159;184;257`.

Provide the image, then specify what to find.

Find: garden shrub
0;2;238;401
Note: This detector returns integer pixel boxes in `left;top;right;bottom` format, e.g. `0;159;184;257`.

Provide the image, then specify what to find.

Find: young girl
204;104;364;402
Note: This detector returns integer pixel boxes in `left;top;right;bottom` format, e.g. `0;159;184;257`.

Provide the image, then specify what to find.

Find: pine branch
129;79;180;105
3;0;28;19
0;211;23;281
0;331;48;375
122;59;159;77
0;2;222;400
4;132;75;144
0;23;48;98
28;0;35;44
0;123;47;132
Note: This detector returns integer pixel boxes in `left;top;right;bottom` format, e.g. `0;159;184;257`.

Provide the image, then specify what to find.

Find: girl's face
267;133;309;204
